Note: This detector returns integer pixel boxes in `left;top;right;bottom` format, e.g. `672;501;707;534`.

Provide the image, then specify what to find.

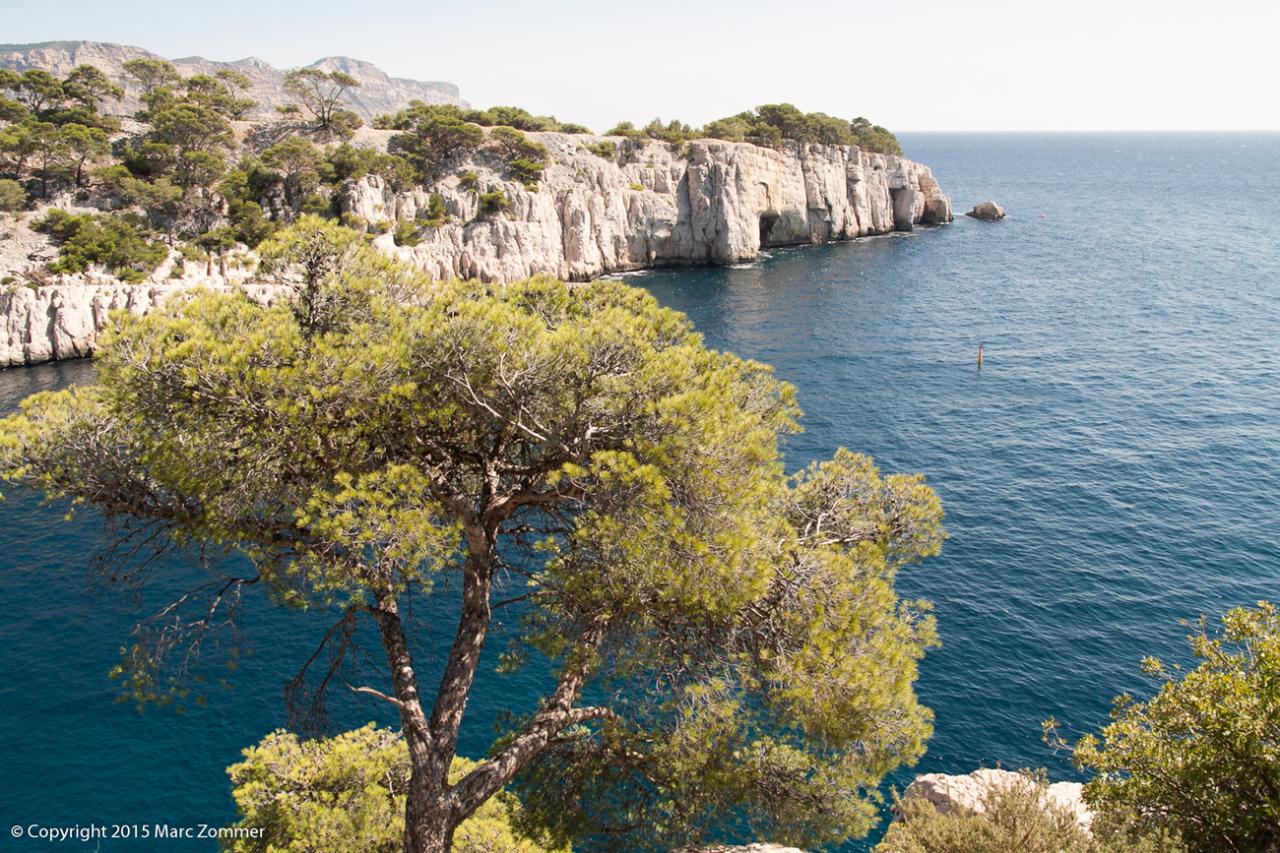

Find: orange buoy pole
977;342;984;370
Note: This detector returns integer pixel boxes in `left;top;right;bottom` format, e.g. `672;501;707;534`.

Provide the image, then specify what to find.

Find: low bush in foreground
1059;601;1280;853
227;725;565;853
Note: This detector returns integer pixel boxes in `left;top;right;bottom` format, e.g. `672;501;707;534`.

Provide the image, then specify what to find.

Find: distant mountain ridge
0;40;467;120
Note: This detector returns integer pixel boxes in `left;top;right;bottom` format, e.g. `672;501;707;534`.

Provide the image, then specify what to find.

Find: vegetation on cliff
0;218;944;852
604;104;903;155
1049;601;1280;853
1;56;911;288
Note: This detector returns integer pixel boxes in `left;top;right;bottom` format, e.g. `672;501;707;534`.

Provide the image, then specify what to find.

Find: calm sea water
2;133;1279;850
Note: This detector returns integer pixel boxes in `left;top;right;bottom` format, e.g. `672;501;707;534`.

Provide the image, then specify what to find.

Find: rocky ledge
903;768;1092;833
1;133;950;368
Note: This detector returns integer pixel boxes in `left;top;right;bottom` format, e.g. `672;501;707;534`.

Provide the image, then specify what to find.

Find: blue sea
2;133;1279;850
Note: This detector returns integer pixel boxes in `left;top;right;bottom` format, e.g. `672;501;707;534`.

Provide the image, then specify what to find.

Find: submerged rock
965;200;1006;221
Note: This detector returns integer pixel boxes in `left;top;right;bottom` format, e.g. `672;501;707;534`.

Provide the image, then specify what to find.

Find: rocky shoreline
1;133;950;368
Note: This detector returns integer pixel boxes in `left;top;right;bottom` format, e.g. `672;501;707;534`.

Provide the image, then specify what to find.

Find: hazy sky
6;0;1278;132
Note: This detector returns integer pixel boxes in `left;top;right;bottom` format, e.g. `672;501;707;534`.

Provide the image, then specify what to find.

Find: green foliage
628;182;644;192
488;127;549;187
123;58;181;96
607;105;903;155
325;143;417;192
416;191;448;227
0;177;25;211
262;136;330;208
33;209;167;282
1064;602;1280;852
876;771;1179;853
226;725;566;853
0;223;944;851
183;71;256;120
850;117;903;156
388;106;485;181
584;140;616;160
376;102;585;135
283;68;361;132
478;189;509;216
457;170;480;191
392;218;421;246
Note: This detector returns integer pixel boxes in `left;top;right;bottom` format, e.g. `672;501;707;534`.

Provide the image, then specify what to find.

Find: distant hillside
0;40;466;120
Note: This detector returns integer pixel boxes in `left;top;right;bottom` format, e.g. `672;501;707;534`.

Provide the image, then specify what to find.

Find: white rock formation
0;279;287;368
965;201;1006;221
343;132;952;283
1;133;950;368
903;768;1092;833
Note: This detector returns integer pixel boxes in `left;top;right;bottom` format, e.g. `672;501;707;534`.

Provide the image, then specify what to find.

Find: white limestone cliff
1;133;949;368
342;131;951;282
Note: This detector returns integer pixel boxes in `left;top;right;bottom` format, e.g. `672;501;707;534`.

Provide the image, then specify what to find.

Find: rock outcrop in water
965;201;1006;221
1;132;950;367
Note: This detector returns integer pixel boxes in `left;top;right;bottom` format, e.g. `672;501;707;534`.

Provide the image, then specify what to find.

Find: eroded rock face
1;134;950;368
903;768;1092;833
343;133;952;283
1;278;287;368
965;201;1006;221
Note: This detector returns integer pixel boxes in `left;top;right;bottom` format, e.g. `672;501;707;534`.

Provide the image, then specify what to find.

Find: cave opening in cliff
759;212;780;246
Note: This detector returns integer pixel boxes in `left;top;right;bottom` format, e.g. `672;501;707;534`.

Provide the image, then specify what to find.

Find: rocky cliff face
344;131;951;282
0;41;466;121
1;133;949;368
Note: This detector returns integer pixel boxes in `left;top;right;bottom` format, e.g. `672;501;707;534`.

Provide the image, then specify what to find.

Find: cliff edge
1;133;949;368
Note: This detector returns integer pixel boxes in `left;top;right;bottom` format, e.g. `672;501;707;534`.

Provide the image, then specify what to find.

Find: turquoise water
3;133;1279;849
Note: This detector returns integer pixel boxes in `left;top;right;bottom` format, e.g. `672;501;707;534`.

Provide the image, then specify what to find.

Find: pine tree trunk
403;788;454;853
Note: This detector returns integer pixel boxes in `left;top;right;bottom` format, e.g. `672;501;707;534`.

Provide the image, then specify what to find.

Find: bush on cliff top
33;209;167;282
608;104;903;154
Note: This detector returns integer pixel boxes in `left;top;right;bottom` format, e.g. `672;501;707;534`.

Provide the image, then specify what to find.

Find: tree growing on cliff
0;218;945;853
284;67;361;132
1052;602;1280;852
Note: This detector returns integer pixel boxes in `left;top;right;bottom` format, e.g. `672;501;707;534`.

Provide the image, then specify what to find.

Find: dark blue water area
633;132;1280;833
2;133;1279;850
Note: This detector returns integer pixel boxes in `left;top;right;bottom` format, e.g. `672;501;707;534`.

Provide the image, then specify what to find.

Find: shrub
629;182;644;192
0;178;27;211
34;210;168;283
339;212;367;232
393;219;421;247
508;157;545;189
584;140;615;160
458;170;480;191
478;190;509;217
417;192;448;227
1061;602;1280;852
876;772;1094;853
875;771;1178;853
226;725;566;853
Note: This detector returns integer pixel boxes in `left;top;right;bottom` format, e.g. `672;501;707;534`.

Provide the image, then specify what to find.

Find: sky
4;0;1279;132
